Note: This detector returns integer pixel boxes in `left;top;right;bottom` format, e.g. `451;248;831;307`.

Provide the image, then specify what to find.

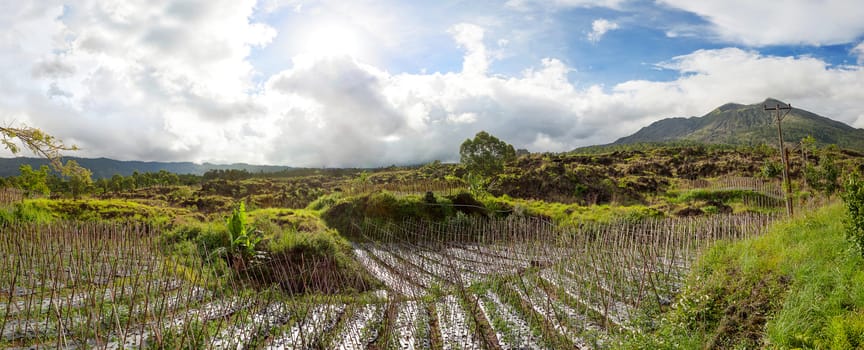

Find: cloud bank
2;1;864;167
657;0;864;46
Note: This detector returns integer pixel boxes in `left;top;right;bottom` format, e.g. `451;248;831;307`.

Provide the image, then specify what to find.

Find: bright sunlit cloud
298;23;364;58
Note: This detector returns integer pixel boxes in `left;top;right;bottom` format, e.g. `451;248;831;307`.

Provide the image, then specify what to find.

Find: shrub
0;208;13;226
761;160;783;178
843;173;864;256
306;192;343;211
211;202;264;271
805;154;840;195
11;202;54;223
826;313;864;349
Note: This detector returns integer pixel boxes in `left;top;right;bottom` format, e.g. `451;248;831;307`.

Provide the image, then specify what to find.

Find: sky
2;0;864;167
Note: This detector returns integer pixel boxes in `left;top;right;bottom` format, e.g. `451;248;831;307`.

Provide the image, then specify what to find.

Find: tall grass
628;203;864;349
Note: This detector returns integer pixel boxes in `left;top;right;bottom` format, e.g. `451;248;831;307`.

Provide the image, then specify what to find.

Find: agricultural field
1;194;779;349
1;143;854;349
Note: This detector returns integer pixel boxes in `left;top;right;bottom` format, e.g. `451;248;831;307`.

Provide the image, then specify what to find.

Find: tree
804;152;840;195
94;178;109;195
17;165;50;198
800;135;817;167
64;160;92;199
459;131;516;178
109;174;124;194
1;125;77;172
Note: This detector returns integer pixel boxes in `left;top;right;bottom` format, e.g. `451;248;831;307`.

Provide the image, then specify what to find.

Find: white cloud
587;19;620;42
853;42;864;65
506;0;626;11
657;0;864;46
3;2;864;167
448;23;489;76
0;0;275;162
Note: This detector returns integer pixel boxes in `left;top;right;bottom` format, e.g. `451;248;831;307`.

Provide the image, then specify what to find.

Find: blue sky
250;1;862;86
2;0;864;166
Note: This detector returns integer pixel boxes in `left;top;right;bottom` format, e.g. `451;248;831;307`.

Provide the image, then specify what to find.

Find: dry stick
61;233;79;347
202;245;231;350
139;251;157;348
49;248;69;349
22;236;39;343
115;227;136;349
30;229;47;346
1;241;21;344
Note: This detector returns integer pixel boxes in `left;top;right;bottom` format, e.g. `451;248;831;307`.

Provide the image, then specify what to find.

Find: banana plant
217;202;264;271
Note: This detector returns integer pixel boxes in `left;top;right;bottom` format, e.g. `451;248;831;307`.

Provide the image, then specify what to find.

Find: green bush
843;173;864;256
761;160;782;178
0;201;56;225
267;229;346;258
826;312;864;349
0;208;13;226
306;192;343;211
805;154;841;195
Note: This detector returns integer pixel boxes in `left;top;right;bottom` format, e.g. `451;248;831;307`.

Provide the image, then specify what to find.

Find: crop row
2;210;777;348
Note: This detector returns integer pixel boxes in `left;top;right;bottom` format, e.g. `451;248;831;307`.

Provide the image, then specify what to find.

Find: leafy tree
47;173;67;194
843;173;864;256
94;178;109;195
801;135;817;166
804;152;840;195
64;160;92;199
1;125;77;171
121;176;136;192
109;174;124;194
459;131;516;178
131;171;142;189
17;165;50;198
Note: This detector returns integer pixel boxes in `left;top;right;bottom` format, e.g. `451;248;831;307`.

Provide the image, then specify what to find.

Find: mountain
614;98;864;151
0;157;295;179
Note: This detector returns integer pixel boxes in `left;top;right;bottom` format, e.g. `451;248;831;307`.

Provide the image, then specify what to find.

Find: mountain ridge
614;98;864;150
0;156;296;179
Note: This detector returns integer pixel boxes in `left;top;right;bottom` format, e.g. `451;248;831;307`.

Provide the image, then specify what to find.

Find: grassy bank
625;203;864;349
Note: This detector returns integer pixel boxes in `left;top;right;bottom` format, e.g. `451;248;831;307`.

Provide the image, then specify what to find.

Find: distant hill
614;98;864;151
0;157;295;179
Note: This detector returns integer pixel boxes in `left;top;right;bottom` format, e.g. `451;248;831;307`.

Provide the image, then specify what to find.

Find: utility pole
764;101;793;216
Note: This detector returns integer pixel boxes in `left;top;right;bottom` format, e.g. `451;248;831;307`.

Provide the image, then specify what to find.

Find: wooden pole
764;102;794;217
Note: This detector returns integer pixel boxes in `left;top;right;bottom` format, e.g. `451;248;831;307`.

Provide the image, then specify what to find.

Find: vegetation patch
628;204;864;349
321;191;467;236
483;195;663;224
4;198;190;225
162;203;378;294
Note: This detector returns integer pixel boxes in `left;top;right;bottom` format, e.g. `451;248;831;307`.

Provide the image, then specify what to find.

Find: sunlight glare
300;24;363;58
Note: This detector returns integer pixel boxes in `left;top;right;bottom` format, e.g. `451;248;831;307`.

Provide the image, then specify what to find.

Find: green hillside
626;204;864;349
614;99;864;151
